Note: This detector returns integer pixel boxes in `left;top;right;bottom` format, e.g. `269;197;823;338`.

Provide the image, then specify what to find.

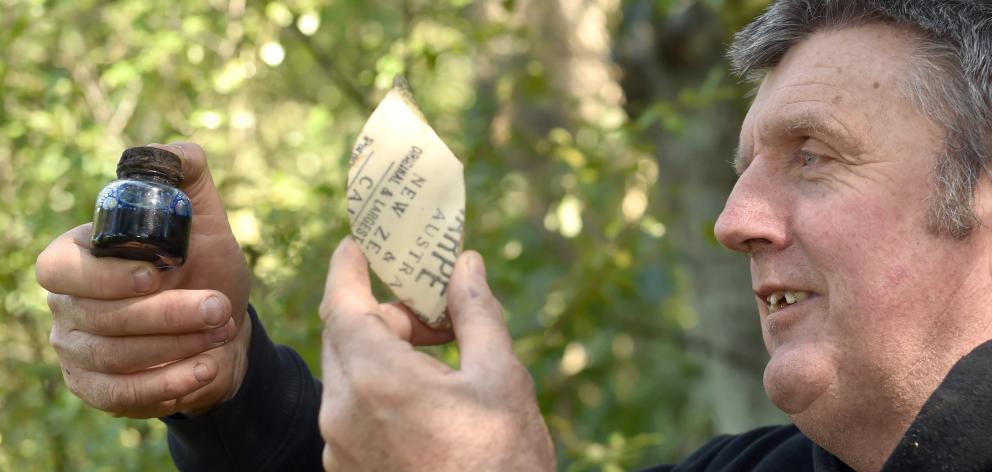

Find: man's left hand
317;238;555;471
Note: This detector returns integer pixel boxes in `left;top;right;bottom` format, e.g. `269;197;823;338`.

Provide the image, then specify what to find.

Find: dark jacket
162;307;992;471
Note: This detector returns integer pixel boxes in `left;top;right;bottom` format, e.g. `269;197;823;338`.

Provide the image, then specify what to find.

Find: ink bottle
91;146;192;270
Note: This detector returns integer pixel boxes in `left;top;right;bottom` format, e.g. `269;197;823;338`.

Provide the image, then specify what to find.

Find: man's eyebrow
766;109;865;151
733;109;866;175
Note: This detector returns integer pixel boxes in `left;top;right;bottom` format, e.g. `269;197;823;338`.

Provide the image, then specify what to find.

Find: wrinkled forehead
741;24;926;150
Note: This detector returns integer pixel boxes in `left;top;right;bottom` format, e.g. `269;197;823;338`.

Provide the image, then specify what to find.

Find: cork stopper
116;146;184;187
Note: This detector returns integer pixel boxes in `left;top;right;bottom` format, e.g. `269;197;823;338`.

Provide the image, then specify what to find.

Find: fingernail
132;268;154;293
207;325;230;344
467;252;485;278
148;143;181;160
201;296;225;327
164;143;187;159
193;362;212;383
462;252;486;299
462;252;474;274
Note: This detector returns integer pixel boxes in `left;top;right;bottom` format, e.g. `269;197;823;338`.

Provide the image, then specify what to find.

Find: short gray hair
729;0;992;238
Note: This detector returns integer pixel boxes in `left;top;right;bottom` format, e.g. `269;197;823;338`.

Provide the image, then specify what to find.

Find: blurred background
0;0;786;470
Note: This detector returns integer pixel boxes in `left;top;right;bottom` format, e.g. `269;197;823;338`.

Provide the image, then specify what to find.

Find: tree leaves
1;0;775;469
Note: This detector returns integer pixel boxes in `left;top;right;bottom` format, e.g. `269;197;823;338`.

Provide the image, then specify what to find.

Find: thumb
147;142;229;223
447;251;515;371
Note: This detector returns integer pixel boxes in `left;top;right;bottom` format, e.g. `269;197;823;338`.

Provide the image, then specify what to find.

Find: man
35;1;992;470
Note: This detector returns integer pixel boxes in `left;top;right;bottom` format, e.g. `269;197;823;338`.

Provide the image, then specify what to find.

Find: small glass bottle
91;146;192;270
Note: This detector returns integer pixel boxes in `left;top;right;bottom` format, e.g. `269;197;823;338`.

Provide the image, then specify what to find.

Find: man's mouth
766;291;811;314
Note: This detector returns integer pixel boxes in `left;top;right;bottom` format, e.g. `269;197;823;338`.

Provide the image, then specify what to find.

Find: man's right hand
36;142;253;419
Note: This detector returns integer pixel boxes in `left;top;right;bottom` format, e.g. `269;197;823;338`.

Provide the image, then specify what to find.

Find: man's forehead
785;24;916;74
737;24;920;154
760;31;911;98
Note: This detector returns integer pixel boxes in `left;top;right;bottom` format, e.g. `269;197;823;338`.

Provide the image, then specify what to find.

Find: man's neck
803;335;992;471
798;408;909;471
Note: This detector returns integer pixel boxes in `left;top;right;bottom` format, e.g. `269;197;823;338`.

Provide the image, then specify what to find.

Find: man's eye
799;151;820;167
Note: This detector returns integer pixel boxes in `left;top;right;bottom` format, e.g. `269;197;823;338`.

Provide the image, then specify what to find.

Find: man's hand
36;142;252;418
318;238;555;471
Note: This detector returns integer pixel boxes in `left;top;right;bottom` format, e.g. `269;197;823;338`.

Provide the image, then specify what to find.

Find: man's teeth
766;291;810;312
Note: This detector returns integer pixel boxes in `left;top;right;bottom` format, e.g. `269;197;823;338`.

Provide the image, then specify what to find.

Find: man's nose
713;163;789;255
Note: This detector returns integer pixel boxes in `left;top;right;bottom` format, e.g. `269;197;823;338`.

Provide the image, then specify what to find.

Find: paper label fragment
347;76;465;328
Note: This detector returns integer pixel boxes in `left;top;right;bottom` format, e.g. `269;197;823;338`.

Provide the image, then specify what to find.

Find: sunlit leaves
259;41;287;66
0;0;776;469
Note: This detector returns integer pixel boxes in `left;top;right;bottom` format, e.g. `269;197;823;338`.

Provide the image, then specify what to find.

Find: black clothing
162;307;324;471
163;309;992;471
639;425;853;471
883;340;992;471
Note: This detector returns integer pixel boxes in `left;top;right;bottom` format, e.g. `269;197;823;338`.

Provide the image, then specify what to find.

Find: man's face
715;24;992;443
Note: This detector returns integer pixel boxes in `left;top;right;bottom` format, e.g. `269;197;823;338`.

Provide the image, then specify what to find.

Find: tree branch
57;29;134;144
289;26;373;113
107;79;142;137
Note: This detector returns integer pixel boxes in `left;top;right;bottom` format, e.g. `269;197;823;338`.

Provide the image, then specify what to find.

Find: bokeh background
0;0;787;470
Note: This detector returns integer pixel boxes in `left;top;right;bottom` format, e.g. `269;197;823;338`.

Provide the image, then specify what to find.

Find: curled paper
347;76;465;328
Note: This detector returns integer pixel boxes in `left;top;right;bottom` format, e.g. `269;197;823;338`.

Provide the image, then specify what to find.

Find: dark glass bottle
91;146;192;270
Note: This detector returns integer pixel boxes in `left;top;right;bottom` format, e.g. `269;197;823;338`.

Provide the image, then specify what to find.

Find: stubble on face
741;23;943;426
718;22;992;471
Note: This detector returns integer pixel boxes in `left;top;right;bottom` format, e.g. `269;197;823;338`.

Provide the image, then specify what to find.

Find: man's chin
763;343;838;415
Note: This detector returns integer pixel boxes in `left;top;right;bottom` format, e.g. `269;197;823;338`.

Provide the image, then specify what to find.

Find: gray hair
728;0;992;238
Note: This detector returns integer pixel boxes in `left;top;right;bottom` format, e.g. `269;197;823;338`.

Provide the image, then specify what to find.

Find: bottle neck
120;170;181;187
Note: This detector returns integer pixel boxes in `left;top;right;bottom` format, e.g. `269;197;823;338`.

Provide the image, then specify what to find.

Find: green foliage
0;0;769;470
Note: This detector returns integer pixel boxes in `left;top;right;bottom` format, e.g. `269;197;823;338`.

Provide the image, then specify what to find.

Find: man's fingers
36;223;161;299
147;142;233;234
147;143;207;190
319;237;408;368
148;143;219;211
52;318;236;374
50;290;233;336
320;238;379;322
380;302;454;346
447;251;515;370
320;238;454;345
108;400;180;419
62;353;218;417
